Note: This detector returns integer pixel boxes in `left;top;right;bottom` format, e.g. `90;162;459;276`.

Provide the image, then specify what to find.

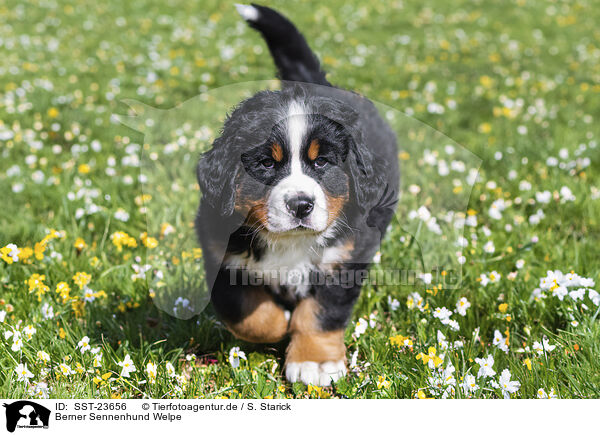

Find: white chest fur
224;234;347;298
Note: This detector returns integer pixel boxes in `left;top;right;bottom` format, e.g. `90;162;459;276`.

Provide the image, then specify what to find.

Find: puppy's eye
260;158;275;169
314;156;328;168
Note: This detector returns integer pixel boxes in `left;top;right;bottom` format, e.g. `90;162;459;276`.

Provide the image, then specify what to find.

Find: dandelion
475;355;496;378
15;363;34;382
117;354;137;378
455;297;470;316
498;369;520;399
229;346;247;368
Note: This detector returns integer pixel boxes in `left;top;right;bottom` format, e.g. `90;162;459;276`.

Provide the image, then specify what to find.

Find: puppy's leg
223;286;289;343
210;268;289;343
285;298;347;387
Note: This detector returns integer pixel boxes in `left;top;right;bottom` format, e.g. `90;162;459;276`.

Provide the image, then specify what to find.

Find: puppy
195;4;399;386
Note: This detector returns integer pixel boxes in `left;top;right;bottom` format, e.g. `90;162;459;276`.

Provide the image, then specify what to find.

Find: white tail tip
235;4;259;22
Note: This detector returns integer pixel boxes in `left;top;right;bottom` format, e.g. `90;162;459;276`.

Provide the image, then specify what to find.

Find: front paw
285;360;347;387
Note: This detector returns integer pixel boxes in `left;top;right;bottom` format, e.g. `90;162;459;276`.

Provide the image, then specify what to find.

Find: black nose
286;195;314;219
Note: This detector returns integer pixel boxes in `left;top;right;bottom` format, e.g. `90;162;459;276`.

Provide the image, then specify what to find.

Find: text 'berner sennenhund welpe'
195;4;399;386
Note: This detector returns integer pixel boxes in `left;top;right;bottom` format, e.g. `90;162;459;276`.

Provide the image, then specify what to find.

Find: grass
1;0;600;399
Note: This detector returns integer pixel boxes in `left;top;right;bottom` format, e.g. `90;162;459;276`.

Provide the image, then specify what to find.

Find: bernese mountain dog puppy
195;4;399;386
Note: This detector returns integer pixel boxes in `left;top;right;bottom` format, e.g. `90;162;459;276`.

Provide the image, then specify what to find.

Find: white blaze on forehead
264;100;329;233
286;101;308;175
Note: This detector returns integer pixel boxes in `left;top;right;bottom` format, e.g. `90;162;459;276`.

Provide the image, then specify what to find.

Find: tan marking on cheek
225;287;289;343
234;189;269;228
285;298;346;363
325;193;349;226
307;139;320;161
271;142;283;162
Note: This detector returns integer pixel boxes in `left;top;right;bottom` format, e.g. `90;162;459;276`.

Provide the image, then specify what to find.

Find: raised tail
235;3;331;86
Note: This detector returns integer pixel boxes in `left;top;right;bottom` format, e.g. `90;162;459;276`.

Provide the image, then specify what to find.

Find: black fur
243;3;330;86
195;5;399;335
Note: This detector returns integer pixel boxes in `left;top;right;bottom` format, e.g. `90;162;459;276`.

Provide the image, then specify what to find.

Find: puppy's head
197;88;377;239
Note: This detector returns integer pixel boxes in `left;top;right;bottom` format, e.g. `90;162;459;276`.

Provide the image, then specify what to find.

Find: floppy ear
346;131;385;214
196;135;239;217
312;96;384;215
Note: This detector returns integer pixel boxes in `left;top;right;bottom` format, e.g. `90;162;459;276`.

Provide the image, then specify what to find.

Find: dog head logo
3;401;50;432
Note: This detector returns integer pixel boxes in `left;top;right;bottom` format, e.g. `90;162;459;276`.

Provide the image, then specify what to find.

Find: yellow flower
160;222;175;238
72;300;85;318
55;282;71;301
523;358;532;371
389;334;414;349
416;347;443;368
134;194;152;207
110;231;137;251
78;163;91;174
416;390;431;399
18;247;34;262
307;385;330;398
74;237;87;251
47;107;59;118
34;241;46;260
27;273;50;301
73;272;91;289
140;232;158;249
498;303;508;313
377;375;391;389
478;122;492;134
58;328;66;339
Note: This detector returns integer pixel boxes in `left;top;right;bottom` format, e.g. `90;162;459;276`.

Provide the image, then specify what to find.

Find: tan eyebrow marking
271;142;283;162
307;139;320;161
